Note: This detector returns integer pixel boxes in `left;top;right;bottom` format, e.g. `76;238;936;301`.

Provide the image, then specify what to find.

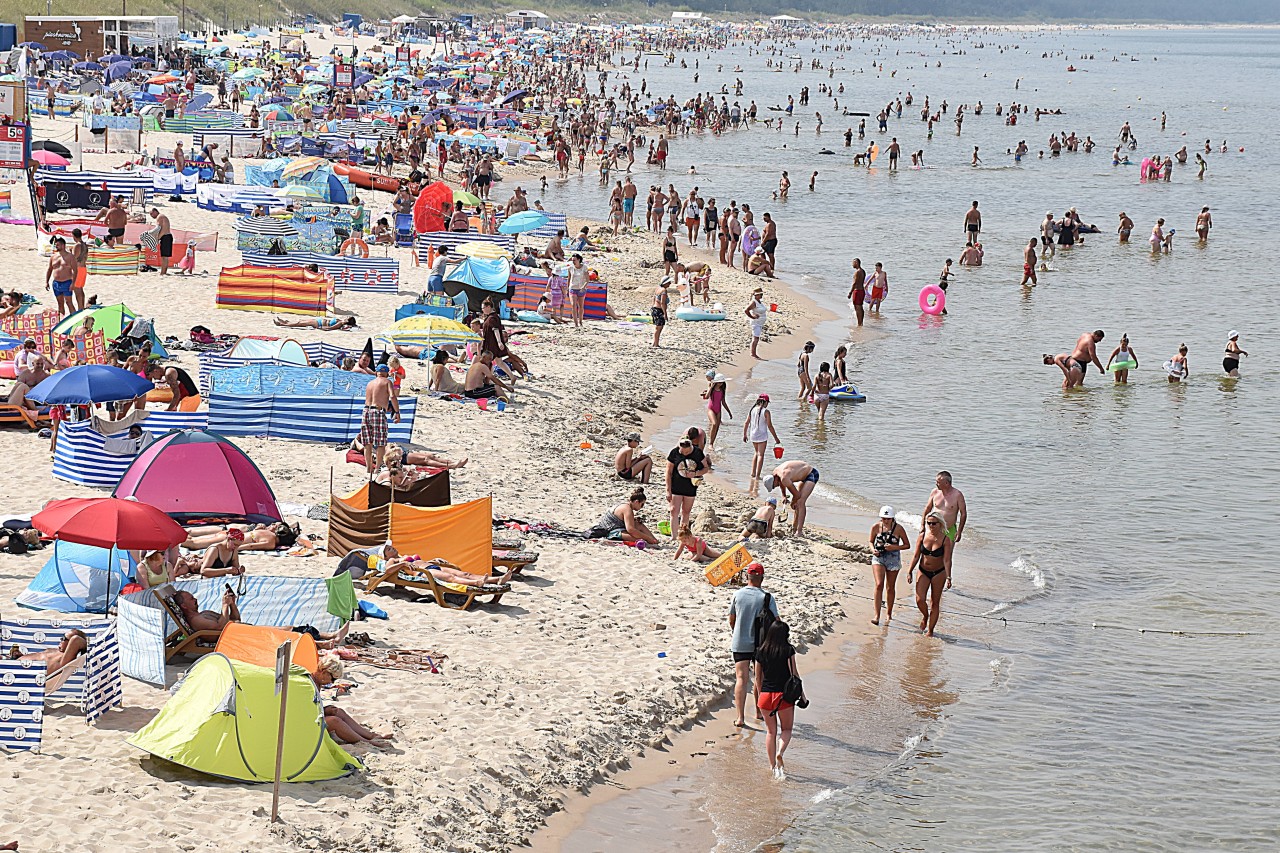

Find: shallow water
541;26;1279;851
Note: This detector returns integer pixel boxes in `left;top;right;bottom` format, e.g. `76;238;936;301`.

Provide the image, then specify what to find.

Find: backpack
752;591;776;650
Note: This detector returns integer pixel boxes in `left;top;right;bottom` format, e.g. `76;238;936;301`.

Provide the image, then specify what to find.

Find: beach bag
752;591;776;650
782;675;806;708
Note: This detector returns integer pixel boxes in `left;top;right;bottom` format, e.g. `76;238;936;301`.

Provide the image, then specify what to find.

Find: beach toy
476;397;489;411
830;384;867;403
657;651;667;658
579;440;592;449
496;400;506;412
773;445;785;459
634;540;647;551
657;520;671;536
675;303;727;321
1108;360;1138;372
918;284;946;315
770;303;779;312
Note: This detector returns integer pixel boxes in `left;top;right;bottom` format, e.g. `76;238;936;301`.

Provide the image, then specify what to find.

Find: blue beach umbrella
26;365;154;405
498;210;549;234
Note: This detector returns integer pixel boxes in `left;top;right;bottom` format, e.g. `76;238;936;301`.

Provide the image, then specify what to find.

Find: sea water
543;26;1280;851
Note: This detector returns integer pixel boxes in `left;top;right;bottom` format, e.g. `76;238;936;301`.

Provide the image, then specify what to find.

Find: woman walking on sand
743;393;781;481
908;510;952;637
756;620;805;781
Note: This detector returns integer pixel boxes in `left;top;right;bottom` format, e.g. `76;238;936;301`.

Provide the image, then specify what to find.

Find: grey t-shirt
728;586;778;653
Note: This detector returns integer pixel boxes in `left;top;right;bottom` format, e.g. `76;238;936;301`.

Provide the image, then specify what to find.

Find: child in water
1105;333;1139;384
1166;344;1189;382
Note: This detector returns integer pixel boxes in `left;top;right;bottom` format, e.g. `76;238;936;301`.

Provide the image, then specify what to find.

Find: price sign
334;62;353;88
0;125;29;170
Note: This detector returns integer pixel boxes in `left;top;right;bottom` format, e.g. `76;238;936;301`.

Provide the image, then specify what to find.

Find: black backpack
752;591;776;650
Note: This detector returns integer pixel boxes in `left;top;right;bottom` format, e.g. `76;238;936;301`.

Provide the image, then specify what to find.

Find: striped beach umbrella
454;241;512;260
280;156;327;180
236;215;299;237
378;316;479;348
282;185;323;201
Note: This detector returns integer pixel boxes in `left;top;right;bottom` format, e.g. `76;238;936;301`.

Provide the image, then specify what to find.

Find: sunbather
199;528;245;577
376;544;513;587
181;522;296;552
273;316;358;330
174;590;349;647
10;629;87;674
387;443;467;471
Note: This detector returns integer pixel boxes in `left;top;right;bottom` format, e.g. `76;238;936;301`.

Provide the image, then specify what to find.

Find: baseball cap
745;562;765;576
375;364;390;373
766;497;778;506
757;393;770;402
879;505;895;519
762;475;776;492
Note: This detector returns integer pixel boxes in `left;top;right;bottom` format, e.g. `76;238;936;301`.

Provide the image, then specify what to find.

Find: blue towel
358;599;388;620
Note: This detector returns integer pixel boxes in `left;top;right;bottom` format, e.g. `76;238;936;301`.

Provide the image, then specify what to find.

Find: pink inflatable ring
919;284;946;315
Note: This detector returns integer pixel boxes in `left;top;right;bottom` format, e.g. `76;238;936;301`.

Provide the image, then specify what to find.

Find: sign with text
0;124;30;170
396;45;410;63
334;62;353;88
0;83;26;121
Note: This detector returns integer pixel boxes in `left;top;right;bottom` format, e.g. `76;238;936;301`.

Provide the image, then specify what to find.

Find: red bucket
770;303;779;312
773;446;784;459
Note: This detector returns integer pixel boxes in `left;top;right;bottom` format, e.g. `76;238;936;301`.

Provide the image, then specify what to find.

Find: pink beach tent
112;429;282;524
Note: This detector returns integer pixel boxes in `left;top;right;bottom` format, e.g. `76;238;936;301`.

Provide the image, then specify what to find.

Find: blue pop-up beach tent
16;542;136;613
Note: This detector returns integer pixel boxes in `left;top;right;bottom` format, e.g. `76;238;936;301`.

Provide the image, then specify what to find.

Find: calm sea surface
542;26;1280;851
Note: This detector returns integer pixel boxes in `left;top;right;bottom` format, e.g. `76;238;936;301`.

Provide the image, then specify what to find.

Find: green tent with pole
127;654;360;782
52;303;170;358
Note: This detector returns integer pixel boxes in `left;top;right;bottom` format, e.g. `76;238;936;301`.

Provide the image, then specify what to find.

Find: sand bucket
773;446;785;459
769;303;779;312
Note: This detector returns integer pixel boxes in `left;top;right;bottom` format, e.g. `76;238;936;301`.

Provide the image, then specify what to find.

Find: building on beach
671;12;708;27
22;16;179;57
505;10;551;31
769;14;803;28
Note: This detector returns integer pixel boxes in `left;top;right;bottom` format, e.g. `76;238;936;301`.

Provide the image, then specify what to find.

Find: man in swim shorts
45;237;77;317
149;208;173;275
95;196;128;239
1117;212;1134;244
762;459;820;535
964;200;982;241
848;258;866;327
1020;238;1038;287
1069;329;1106;384
622;177;637;227
360;364;400;475
923;470;967;552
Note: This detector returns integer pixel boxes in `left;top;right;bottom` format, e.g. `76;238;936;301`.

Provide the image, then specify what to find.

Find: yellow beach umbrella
454;242;511;260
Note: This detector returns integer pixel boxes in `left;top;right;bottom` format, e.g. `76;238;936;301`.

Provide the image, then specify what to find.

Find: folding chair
394;213;415;247
129;186;148;215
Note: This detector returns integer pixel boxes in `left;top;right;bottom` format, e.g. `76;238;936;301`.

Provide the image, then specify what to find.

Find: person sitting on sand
10;629;87;674
586;488;660;545
464;352;513;402
370;217;395;245
674;521;724;563
616;432;653;483
428;349;466;394
199;528;246;578
273;316;357;330
747;248;775;278
741;498;778;540
132;548;201;588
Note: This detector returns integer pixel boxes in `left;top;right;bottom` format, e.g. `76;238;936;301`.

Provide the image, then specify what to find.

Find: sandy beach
0;89;880;852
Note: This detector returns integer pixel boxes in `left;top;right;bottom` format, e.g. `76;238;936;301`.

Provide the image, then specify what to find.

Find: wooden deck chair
492;550;538;572
152;587;221;661
365;558;509;611
0;404;46;430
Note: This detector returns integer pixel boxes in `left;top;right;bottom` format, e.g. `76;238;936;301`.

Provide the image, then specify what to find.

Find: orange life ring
339;237;369;258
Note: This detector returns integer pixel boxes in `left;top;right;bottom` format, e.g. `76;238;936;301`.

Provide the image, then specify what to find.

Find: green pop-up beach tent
128;654;360;782
52;303;169;358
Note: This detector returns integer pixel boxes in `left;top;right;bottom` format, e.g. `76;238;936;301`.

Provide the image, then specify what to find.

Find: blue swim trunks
805;467;820;484
52;279;73;297
623;198;635;214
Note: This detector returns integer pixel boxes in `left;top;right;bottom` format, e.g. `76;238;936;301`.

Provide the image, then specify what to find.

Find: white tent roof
770;14;802;21
507;9;550;18
391;14;416;23
226;337;308;364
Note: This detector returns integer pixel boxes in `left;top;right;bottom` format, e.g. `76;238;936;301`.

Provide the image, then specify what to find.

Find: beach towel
86;244;143;276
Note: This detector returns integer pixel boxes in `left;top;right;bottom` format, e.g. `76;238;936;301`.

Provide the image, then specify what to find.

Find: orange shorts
757;692;791;713
74;266;87;288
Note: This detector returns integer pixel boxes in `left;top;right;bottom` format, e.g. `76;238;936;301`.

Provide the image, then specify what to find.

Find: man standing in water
964;200;982;241
1020;238;1038;287
1118;211;1134;243
848;257;866;327
923;471;967;549
1069;329;1107;385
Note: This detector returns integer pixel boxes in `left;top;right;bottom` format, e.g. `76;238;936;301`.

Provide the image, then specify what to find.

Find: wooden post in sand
270;641;292;822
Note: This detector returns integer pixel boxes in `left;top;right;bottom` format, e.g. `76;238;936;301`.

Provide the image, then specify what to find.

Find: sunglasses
926;521;941;527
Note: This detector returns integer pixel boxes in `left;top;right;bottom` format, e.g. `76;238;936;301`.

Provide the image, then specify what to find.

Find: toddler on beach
179;243;196;275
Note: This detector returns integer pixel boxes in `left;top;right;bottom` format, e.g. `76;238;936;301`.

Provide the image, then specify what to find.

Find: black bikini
919;542;947;579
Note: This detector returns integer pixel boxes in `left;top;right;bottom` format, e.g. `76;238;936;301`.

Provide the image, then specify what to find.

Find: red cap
746;562;765;576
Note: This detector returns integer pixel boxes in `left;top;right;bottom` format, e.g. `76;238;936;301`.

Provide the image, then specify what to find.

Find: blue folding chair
394;212;415;247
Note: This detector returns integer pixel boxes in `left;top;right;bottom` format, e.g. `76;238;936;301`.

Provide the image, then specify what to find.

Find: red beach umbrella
33;496;186;550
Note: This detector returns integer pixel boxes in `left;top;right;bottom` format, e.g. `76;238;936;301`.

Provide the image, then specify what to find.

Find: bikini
918;542;946;579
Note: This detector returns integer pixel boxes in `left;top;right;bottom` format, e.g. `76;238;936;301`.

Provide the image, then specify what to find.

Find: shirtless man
1196;207;1213;241
71;228;89;311
1068;329;1106;387
615;432;653;483
847;257;866;326
1040;212;1057;257
175;588;240;633
474;154;493;199
760;213;778;268
1020;238;1038;287
887;137;901;170
1117;211;1134;243
963;200;982;241
45;237;77;316
763;459;821;534
464;352;512;403
923;471;967;549
622;177;638;227
94;196;128;241
149;208;173;275
11;629;87;674
361;364;401;475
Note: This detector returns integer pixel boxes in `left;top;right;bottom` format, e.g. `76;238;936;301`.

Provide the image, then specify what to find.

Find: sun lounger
153;587;221;661
492;550;538;572
44;656;86;695
0;404;48;430
364;558;509;611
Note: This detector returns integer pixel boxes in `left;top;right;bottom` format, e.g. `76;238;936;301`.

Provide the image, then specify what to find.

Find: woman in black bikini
908;510;953;637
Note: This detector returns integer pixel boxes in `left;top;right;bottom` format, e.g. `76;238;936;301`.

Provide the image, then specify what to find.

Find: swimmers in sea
1196;207;1213;241
1223;331;1247;377
1118;212;1134;243
1166;344;1189;382
1105;334;1139;384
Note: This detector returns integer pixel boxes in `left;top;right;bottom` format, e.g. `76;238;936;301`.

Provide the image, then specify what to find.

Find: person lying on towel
10;629;88;674
371;544;515;588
